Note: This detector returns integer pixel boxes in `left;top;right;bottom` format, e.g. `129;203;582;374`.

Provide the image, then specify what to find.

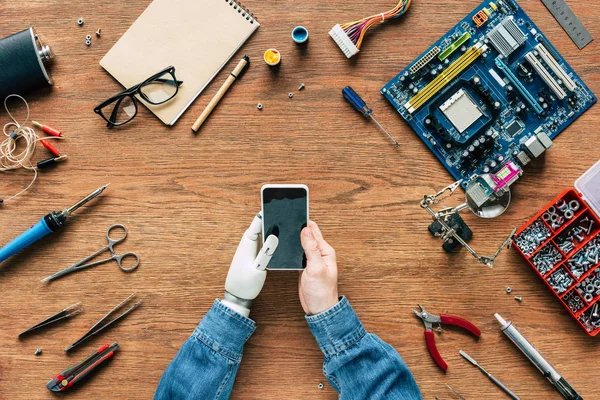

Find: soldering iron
0;184;110;263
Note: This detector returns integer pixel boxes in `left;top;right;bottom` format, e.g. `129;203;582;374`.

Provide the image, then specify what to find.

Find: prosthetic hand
222;212;279;317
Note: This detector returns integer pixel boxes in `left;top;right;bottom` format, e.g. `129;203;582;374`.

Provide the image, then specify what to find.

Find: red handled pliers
413;304;480;371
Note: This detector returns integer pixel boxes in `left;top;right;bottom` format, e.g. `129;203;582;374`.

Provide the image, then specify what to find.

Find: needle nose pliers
413;304;481;371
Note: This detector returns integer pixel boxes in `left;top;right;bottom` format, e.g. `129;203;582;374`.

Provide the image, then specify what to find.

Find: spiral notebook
100;0;259;125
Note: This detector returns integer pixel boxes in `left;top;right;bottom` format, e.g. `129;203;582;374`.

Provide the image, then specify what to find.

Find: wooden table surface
1;0;599;398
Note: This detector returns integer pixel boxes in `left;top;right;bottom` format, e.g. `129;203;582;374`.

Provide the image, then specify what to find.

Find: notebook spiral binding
226;0;257;24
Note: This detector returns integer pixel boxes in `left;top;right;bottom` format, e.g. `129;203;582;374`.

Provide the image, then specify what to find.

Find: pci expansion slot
525;52;566;100
495;58;544;114
405;43;487;113
535;43;577;91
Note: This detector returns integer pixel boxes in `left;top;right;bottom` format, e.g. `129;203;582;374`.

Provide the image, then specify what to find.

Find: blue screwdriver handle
0;214;62;263
342;86;372;117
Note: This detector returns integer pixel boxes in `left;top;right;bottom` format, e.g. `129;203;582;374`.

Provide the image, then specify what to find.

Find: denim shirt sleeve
154;300;255;400
306;297;422;400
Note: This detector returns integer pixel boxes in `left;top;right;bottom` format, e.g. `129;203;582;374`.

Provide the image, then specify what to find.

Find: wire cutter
413;304;481;371
47;342;119;392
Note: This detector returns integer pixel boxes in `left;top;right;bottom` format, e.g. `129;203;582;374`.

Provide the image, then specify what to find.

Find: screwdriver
459;350;520;400
342;86;400;148
0;184;110;263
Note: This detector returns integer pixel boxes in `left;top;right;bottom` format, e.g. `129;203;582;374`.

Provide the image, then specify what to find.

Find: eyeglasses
94;66;182;128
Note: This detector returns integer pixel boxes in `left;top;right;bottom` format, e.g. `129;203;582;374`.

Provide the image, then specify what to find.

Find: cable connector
329;24;359;58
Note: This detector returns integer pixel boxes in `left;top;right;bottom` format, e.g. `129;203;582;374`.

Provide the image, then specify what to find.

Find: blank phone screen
262;187;308;270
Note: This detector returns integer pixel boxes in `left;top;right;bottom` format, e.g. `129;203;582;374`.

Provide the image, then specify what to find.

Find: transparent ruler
541;0;593;49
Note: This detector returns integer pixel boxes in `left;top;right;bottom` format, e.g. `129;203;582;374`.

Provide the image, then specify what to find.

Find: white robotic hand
222;212;279;317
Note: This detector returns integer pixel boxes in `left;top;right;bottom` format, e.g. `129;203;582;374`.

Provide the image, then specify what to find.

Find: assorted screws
517;192;600;335
575;268;600;303
96;28;101;37
546;268;574;294
579;302;600;332
543;198;580;230
34;348;42;356
563;291;585;313
515;219;551;256
566;234;600;279
556;215;595;255
298;83;305;91
532;243;563;275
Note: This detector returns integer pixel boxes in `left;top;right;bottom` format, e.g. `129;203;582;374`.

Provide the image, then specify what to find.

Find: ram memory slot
535;43;577;91
495;57;544;114
439;32;471;61
525;52;567;100
405;43;486;114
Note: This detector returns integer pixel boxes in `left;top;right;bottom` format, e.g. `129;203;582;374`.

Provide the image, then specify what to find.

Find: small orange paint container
263;48;281;66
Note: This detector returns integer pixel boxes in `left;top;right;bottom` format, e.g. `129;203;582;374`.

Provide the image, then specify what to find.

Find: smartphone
261;184;309;270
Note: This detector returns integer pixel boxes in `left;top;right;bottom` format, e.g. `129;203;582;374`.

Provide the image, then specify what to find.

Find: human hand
223;212;278;317
299;221;339;316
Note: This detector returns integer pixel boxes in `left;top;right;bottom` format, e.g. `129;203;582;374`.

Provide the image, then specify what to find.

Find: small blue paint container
292;26;309;44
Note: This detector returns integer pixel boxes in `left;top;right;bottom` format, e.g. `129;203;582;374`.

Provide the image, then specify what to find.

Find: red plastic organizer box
513;161;600;336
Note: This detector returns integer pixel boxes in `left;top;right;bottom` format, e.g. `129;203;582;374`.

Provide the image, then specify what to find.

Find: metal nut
564;209;575;220
569;200;580;211
318;383;324;389
85;39;91;46
257;103;263;110
86;35;92;40
77;18;84;26
506;287;512;293
288;92;293;98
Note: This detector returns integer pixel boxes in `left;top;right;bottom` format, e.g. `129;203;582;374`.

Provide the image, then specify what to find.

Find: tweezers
18;303;83;338
65;292;142;352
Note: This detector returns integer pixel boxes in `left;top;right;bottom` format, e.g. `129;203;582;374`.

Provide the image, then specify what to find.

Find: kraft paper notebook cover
100;0;259;125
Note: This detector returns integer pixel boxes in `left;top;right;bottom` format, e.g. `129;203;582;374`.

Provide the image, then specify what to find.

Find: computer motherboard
381;0;596;200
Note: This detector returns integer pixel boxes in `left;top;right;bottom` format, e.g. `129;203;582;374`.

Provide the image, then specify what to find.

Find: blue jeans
155;297;422;399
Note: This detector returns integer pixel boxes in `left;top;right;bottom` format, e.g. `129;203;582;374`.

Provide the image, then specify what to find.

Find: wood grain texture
1;0;599;398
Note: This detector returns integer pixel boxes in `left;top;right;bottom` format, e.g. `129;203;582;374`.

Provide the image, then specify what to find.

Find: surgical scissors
41;224;140;283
